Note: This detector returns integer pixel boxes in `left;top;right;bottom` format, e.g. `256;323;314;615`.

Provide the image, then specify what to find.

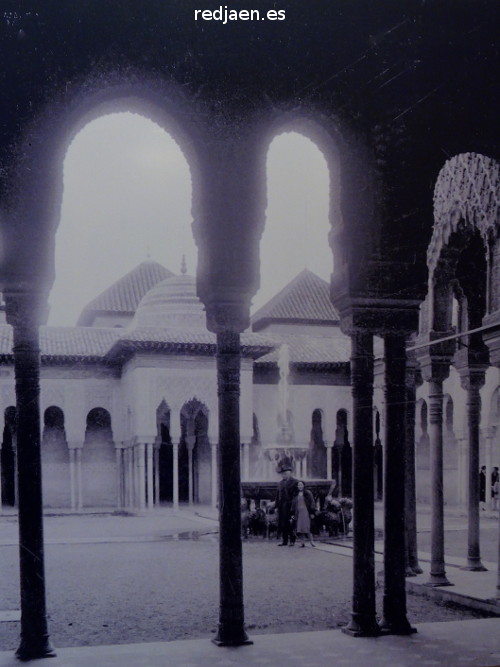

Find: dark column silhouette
343;331;379;637
404;354;422;576
380;334;415;634
6;293;56;660
213;330;251;646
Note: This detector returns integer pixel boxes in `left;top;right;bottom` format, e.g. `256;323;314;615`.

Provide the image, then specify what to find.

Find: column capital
66;441;83;450
415;330;455;383
204;301;251;335
4;288;49;328
482;311;500;369
458;365;488;392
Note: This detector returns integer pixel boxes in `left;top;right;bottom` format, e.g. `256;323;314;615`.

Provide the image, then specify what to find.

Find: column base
424;573;453;587
212;626;253;647
15;637;56;661
379;618;417;636
342;614;380;637
461;561;487;572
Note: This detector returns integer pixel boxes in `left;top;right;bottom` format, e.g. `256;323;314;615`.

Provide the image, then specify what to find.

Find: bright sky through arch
49;114;331;325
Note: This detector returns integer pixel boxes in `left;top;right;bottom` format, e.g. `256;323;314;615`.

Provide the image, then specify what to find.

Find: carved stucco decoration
428;153;500;276
155;374;217;415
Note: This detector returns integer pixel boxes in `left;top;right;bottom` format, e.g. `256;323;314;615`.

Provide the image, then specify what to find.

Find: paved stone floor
0;504;499;665
0;618;499;666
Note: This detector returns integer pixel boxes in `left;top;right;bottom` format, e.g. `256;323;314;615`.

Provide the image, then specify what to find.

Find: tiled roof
106;327;273;360
254;333;350;366
0;325;120;361
77;260;173;325
252;269;339;331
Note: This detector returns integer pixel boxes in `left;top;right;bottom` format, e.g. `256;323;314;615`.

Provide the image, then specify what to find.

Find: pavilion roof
251;269;339;332
76;260;173;325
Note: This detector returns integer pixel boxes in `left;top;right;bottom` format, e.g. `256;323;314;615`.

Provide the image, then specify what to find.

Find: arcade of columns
4;149;500;657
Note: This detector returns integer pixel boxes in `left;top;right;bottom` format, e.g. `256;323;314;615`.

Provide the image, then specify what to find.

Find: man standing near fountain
275;457;298;546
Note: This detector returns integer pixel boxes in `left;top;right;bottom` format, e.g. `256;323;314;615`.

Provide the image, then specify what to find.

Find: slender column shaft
211;443;217;509
404;366;421;575
172;442;179;510
326;444;333;480
188;447;194;506
134;446;140;508
154;446;160;505
463;380;486;570
427;379;452;586
126;447;133;507
138;444;146;510
213;331;250;646
0;445;3;511
343;332;379;637
69;449;76;510
457;434;468;508
115;448;123;509
146;443;154;510
485;438;493;511
76;448;83;510
381;335;414;634
10;306;55;659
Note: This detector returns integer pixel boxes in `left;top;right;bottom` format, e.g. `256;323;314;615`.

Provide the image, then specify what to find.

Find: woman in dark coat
291;481;316;547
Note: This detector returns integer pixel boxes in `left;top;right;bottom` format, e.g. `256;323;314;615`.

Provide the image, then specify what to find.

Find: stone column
325;442;333;480
154;443;160;505
127;446;134;508
137;443;146;510
456;430;468;508
460;369;487;571
146;443;154;510
426;373;453;586
211;442;218;509
213;330;251;646
76;447;83;510
172;441;179;511
115;446;123;509
186;435;195;507
380;334;415;635
5;292;56;660
343;331;379;637
404;355;422;576
69;447;77;510
485;430;493;511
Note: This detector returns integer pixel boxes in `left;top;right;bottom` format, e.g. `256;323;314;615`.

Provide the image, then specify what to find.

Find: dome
130;272;207;329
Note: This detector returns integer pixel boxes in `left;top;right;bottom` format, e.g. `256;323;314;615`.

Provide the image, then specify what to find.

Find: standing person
492;467;499;511
291;480;316;548
275;458;297;546
479;465;486;510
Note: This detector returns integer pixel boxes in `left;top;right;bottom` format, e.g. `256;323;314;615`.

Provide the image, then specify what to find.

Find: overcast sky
49;112;332;326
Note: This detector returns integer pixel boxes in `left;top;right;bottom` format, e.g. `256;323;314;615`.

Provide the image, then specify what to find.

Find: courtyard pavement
0;503;499;666
0;618;500;667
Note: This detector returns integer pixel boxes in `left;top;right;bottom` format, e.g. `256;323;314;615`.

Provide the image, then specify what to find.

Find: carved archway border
428;152;500;276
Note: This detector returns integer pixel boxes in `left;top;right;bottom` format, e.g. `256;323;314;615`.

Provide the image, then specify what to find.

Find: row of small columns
119;440;218;511
416;335;489;584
